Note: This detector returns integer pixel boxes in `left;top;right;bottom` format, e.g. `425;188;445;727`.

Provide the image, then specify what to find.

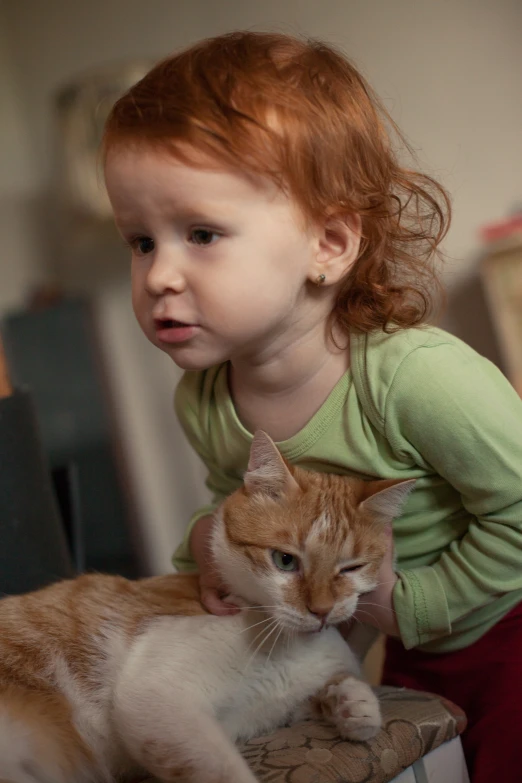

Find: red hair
103;31;450;334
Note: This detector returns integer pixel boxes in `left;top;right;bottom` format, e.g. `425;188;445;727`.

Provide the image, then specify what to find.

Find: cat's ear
358;478;416;524
244;431;300;500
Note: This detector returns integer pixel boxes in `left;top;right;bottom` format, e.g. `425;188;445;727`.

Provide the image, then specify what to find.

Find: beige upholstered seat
142;686;467;783
238;687;467;783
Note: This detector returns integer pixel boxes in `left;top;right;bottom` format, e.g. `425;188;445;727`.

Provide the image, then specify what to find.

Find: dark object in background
2;298;141;584
0;388;74;594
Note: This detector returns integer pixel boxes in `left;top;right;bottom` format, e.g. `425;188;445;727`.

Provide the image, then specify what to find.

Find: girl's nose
144;249;186;296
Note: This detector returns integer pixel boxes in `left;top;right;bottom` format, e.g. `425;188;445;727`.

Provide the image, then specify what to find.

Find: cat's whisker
371;579;402;589
243;617;280;659
237;616;275;634
240;608;277;613
241;619;281;677
354;605;408;633
287;627;294;652
357;600;410;620
266;622;285;665
353;607;382;626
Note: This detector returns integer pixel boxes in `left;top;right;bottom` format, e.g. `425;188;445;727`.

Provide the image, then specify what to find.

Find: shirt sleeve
386;342;522;648
171;372;235;572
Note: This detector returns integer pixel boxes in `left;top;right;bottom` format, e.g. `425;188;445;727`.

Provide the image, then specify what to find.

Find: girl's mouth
154;319;199;344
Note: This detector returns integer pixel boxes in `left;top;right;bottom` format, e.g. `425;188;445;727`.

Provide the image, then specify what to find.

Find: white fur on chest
118;611;359;743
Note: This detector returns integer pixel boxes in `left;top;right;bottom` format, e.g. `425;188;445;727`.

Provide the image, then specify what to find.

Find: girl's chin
157;344;225;372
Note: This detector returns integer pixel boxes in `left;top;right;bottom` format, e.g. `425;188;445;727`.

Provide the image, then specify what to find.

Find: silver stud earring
315;273;326;285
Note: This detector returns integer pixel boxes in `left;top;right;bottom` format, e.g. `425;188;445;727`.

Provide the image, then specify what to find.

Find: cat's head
211;431;414;633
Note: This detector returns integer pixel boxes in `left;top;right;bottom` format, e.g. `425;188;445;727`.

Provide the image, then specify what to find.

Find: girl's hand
353;524;400;637
190;515;242;616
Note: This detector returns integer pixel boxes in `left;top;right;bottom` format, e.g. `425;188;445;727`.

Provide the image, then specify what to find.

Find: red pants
382;602;522;783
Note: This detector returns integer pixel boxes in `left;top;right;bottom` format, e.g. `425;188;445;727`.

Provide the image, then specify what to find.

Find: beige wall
0;13;44;313
3;0;522;282
1;0;521;571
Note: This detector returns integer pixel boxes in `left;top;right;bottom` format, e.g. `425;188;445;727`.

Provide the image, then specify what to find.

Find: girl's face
105;148;329;371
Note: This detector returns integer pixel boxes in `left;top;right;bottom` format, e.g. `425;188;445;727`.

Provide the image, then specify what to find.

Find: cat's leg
289;629;381;742
114;682;259;783
313;672;382;741
0;686;95;783
290;674;381;741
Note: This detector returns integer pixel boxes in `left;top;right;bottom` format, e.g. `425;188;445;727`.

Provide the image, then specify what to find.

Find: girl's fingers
201;587;241;616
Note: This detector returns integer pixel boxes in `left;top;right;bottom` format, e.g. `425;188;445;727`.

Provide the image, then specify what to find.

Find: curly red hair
103;31;450;334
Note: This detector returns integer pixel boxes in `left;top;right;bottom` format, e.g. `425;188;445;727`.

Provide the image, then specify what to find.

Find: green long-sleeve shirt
172;326;522;653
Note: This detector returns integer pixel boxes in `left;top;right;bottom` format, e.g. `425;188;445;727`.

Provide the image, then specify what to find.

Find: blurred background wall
1;0;521;573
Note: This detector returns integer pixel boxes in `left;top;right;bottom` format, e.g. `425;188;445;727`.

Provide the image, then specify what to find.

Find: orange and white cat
0;431;413;783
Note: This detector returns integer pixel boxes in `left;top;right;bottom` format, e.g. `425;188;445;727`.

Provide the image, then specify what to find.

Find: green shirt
172;326;522;653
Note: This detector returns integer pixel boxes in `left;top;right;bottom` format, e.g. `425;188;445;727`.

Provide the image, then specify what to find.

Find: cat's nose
307;605;331;621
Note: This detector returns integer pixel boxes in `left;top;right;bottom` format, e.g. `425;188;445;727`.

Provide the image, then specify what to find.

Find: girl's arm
190;514;241;614
172;369;243;615
172;370;240;574
385;342;522;649
353;524;400;637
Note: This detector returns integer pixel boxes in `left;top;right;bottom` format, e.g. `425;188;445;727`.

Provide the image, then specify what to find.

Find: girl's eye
272;550;299;572
189;228;220;246
339;564;365;575
130;236;155;255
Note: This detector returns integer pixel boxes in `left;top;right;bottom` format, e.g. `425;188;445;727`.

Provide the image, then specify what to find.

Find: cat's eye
339;563;365;574
271;550;299;572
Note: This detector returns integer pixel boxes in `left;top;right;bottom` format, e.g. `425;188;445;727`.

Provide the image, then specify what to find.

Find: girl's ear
310;213;362;285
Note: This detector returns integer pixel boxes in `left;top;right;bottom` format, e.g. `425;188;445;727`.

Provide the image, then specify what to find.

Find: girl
102;31;522;782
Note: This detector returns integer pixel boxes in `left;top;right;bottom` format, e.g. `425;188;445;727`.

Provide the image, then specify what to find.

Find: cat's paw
319;675;382;742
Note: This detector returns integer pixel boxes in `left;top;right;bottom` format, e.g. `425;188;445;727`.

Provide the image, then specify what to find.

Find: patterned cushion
239;687;467;783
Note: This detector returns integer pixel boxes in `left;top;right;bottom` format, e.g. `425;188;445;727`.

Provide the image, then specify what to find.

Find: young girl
102;31;522;782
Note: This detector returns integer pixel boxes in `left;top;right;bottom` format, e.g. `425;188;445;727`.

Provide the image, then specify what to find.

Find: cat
0;430;414;783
